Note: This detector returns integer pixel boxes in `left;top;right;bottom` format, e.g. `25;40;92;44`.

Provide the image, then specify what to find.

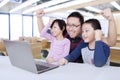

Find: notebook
4;40;59;74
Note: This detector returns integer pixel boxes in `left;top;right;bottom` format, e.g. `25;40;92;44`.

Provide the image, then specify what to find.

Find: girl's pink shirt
41;24;70;61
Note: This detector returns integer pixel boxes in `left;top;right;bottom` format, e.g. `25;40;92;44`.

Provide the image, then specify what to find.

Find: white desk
0;56;120;80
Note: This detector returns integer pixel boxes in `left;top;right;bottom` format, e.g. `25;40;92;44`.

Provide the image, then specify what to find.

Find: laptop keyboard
36;64;49;71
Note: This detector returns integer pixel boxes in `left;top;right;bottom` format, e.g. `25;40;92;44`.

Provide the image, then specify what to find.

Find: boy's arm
101;8;117;46
58;41;85;66
94;41;110;67
65;41;86;62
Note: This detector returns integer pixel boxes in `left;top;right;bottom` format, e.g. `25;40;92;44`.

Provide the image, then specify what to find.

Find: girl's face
51;22;63;37
82;23;95;43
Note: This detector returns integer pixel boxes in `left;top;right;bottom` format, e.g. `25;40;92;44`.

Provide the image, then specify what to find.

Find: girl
41;19;70;63
59;19;110;67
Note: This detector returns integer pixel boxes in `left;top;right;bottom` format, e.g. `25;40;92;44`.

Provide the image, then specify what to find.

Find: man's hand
101;8;114;21
58;58;68;66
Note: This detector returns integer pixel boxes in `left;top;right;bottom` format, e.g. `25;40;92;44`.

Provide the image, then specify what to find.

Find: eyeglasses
66;24;80;28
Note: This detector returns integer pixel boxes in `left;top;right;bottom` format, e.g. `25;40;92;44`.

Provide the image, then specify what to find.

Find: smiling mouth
83;37;87;40
69;31;75;34
69;32;75;36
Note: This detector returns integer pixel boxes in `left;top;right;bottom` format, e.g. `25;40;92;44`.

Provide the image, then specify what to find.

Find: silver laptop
4;40;59;74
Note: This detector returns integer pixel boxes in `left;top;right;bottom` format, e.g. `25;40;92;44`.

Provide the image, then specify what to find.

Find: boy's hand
58;58;68;66
95;30;103;41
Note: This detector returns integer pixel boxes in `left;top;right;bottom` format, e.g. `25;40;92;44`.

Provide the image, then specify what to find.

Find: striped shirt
81;46;110;65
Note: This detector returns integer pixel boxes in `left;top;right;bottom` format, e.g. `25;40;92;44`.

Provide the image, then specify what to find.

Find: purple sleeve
41;24;54;41
62;39;70;57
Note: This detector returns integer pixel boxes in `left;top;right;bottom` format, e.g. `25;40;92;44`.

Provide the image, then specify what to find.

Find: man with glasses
64;12;84;63
36;8;117;63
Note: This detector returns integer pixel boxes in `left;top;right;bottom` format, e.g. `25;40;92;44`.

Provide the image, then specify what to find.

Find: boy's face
66;17;81;38
82;23;95;43
51;22;62;37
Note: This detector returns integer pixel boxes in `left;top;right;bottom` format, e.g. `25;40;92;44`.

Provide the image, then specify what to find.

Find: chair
41;39;50;58
110;48;120;67
0;39;7;56
19;36;42;59
30;43;41;59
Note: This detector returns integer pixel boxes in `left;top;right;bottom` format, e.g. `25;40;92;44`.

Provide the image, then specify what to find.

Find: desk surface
0;56;120;80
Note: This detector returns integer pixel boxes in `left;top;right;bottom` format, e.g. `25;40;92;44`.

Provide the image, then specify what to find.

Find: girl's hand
46;57;54;63
36;9;45;17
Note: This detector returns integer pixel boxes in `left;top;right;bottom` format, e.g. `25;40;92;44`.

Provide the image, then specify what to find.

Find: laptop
4;40;59;74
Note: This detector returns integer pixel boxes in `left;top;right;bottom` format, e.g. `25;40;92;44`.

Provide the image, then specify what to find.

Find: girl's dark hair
67;12;84;25
84;19;101;30
50;19;67;36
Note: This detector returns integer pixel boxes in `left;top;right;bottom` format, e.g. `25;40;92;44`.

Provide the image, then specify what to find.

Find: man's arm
101;8;117;46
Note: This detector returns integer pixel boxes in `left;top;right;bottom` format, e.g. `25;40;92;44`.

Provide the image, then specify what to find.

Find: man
36;8;117;63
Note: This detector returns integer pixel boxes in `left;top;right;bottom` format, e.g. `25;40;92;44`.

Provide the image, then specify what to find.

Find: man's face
66;17;81;38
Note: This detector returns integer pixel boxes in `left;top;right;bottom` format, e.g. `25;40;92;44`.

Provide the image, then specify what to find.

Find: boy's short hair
84;19;101;30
